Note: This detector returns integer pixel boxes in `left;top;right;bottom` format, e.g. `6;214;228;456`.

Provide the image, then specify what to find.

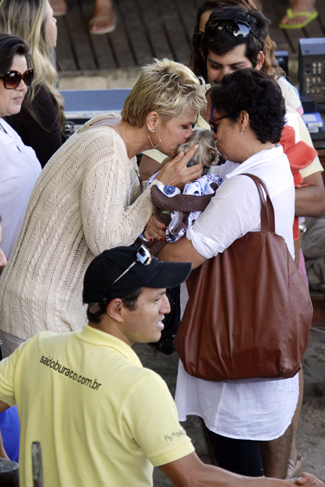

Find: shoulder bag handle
242;173;275;233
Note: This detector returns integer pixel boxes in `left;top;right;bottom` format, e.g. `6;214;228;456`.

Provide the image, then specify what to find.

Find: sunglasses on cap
0;68;33;90
88;245;152;314
205;18;262;44
111;245;152;286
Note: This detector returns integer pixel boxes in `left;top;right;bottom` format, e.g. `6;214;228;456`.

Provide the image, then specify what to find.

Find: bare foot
89;0;116;35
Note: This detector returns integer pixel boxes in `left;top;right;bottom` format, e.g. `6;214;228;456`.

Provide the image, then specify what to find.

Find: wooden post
32;442;44;487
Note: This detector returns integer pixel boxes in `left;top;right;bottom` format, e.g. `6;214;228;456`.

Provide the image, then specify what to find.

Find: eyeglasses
111;245;152;286
0;68;33;90
209;114;229;133
205;18;262;44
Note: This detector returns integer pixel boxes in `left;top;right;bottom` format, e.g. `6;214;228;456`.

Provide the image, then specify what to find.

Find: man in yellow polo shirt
0;246;323;487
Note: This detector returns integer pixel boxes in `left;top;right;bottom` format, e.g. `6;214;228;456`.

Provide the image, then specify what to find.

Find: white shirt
0;119;41;259
175;145;299;441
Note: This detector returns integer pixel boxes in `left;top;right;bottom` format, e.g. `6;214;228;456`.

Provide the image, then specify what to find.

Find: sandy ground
134;325;325;486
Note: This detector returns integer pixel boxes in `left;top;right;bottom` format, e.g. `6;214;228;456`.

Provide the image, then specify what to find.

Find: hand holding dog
144;214;166;242
156;144;202;189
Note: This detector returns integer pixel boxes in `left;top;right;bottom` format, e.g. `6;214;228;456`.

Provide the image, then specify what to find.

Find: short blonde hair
121;58;207;128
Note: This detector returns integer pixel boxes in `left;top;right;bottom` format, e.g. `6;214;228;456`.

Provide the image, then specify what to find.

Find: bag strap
242;173;275;233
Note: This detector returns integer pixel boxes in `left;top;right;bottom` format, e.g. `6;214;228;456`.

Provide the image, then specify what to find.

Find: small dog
136;128;221;255
177;128;219;169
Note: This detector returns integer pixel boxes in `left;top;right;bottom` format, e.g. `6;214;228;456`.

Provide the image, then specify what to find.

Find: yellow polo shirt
0;325;194;487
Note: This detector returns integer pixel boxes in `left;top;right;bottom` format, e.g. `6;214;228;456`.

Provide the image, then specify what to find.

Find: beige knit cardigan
0;115;156;339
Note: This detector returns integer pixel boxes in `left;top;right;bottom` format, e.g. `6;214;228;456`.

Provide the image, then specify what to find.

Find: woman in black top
0;0;65;167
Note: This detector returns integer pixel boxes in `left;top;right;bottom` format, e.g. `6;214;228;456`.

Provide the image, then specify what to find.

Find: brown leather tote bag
174;174;313;381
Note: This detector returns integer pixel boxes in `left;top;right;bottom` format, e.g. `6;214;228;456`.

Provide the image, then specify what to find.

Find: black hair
201;6;269;68
85;288;143;324
211;68;285;144
0;33;30;75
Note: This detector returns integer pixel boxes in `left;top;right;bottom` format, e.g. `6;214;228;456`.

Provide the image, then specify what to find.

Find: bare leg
260;369;303;479
279;0;317;28
89;0;116;35
286;367;304;478
260;423;293;478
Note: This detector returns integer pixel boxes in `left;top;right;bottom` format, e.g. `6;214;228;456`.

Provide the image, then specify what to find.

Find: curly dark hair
201;6;269;70
210;69;286;144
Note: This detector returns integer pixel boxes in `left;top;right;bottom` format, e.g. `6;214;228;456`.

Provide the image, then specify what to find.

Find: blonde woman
0;58;206;356
0;0;65;166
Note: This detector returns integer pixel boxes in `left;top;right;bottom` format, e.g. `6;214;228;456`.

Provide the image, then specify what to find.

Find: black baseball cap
83;246;191;312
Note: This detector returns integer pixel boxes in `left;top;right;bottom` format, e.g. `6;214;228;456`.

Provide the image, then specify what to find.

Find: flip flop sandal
286;454;302;479
278;8;318;29
89;14;116;35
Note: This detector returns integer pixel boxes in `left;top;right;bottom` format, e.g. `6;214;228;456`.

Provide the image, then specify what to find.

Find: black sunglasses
209;113;229;133
0;68;33;89
205;18;262;44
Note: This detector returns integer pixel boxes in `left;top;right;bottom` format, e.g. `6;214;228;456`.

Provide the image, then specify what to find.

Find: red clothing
280;125;317;240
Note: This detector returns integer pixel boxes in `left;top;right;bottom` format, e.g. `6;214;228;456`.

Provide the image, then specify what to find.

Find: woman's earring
148;129;161;149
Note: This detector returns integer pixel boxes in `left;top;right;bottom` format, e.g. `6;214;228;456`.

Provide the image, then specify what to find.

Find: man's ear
255;51;264;71
106;298;124;322
146;111;159;132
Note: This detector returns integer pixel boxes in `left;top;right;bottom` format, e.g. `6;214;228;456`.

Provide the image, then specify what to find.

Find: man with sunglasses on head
0;245;323;487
